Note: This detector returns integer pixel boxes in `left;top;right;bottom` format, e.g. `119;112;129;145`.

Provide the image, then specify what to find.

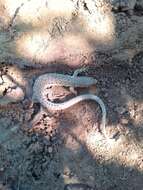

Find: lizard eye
46;86;52;89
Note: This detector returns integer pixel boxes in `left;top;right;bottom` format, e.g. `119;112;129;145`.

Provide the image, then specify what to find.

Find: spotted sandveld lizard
32;68;108;138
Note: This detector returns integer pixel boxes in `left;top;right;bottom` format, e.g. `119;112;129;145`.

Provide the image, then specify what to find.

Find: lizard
31;68;108;139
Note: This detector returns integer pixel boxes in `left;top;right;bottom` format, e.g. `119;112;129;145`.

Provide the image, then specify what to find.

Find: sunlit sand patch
88;12;115;41
4;0;74;27
4;0;115;44
82;87;143;172
63;166;80;184
47;0;74;14
3;0;25;17
16;32;92;66
19;0;74;26
85;129;143;172
78;1;115;45
0;1;11;27
16;32;52;63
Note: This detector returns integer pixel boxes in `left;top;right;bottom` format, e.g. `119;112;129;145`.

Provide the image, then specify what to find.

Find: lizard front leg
70;66;89;94
29;107;46;128
72;66;89;77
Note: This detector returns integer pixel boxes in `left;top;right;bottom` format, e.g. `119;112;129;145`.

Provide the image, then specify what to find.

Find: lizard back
32;73;97;101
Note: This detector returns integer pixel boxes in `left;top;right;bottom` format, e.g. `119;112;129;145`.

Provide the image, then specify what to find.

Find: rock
0;74;25;105
0;86;24;105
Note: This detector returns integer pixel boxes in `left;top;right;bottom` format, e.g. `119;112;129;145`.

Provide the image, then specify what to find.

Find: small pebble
126;79;130;85
0;77;3;84
89;175;94;181
101;87;106;92
130;109;135;118
48;146;53;153
114;82;120;87
104;92;108;98
0;167;4;172
121;118;129;124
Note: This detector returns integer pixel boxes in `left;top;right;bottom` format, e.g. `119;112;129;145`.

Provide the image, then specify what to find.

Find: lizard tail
40;93;108;138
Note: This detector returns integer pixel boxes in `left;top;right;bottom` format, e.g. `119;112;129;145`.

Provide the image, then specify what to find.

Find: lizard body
32;73;97;100
32;71;108;138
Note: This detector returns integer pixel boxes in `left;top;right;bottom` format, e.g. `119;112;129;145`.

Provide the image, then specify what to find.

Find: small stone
130;109;135;118
101;87;106;92
0;77;3;84
121;118;129;124
126;79;130;85
104;92;108;98
115;82;120;87
0;86;24;105
48;146;53;153
89;175;94;181
0;167;4;172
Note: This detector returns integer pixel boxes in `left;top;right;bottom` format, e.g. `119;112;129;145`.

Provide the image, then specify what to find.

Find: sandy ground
0;57;143;190
0;0;143;190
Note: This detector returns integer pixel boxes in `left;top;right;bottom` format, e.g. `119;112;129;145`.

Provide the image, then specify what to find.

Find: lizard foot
47;86;73;102
29;107;47;128
69;86;77;95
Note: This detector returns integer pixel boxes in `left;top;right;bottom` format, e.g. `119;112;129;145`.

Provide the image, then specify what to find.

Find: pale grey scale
40;93;106;116
34;73;97;87
32;73;97;101
39;93;107;136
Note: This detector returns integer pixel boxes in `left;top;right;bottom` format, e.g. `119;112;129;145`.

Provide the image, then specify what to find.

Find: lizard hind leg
71;66;89;95
29;107;44;128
